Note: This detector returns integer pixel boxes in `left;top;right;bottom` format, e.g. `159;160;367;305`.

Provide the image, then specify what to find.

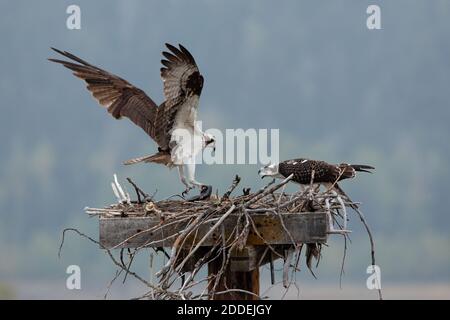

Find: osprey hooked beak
204;133;216;155
258;162;278;179
257;168;265;179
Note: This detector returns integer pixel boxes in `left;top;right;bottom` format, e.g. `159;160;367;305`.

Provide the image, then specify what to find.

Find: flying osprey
49;44;215;195
258;158;374;197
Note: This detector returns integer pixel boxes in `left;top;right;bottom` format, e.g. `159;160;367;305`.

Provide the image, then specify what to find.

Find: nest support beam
208;257;260;300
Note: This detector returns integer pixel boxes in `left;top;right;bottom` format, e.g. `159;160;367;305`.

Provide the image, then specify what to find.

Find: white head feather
258;163;284;179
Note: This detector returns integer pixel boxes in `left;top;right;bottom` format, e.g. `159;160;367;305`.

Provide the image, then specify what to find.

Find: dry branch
60;173;382;300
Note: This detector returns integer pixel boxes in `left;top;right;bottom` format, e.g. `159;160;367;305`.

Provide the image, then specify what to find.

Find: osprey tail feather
339;163;374;179
123;151;172;166
349;164;375;173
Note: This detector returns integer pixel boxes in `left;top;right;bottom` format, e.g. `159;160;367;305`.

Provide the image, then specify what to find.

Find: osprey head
258;162;281;179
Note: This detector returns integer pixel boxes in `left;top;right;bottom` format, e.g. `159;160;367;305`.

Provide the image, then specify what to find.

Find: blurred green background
0;0;449;299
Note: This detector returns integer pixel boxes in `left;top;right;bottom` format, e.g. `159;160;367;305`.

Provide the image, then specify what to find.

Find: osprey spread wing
49;44;215;194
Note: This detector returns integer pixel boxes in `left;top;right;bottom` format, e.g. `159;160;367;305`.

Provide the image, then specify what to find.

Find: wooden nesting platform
94;190;332;299
99;212;328;249
89;174;360;299
99;211;328;275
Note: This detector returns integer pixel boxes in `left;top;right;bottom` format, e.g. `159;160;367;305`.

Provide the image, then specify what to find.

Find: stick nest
62;174;381;300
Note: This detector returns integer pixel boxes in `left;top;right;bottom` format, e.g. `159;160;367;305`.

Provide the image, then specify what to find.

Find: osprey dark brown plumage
48;43;204;162
49;43;216;195
278;158;374;185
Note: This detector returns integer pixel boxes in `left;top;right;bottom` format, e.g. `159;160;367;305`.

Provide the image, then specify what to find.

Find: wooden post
208;257;260;300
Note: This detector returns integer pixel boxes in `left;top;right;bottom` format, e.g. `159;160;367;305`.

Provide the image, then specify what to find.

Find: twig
59;228;161;292
175;205;236;273
126;177;150;203
283;249;294;288
70;172;379;300
352;206;383;300
339;234;347;289
222;175;241;200
269;254;275;285
244;174;293;208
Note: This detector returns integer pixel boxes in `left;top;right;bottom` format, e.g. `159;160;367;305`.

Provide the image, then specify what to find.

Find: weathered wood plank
208;256;260;300
99;212;328;249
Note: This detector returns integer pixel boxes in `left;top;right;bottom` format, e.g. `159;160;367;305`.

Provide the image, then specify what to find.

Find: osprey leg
178;165;193;196
185;162;205;188
185;162;213;200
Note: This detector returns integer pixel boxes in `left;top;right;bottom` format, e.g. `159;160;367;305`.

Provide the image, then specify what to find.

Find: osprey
49;44;215;195
258;158;374;196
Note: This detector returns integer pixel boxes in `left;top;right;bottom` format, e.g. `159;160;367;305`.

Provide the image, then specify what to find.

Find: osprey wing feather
160;43;203;109
48;44;204;152
153;44;205;156
49;44;213;196
48;47;168;147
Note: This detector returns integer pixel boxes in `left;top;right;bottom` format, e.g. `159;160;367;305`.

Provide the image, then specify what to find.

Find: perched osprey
49;44;215;195
258;158;374;196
